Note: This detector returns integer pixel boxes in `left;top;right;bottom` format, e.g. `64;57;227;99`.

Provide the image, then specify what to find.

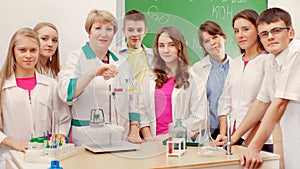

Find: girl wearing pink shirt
0;28;70;166
139;26;206;141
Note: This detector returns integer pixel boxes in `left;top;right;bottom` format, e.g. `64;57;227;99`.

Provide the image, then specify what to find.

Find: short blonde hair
85;9;118;34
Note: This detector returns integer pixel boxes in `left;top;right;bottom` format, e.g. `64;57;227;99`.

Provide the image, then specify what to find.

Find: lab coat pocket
37;99;52;121
28;99;52;134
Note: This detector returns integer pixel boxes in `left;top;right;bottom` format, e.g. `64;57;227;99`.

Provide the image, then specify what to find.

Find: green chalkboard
125;0;267;64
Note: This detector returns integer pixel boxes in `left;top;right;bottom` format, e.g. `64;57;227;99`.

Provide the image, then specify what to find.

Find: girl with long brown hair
139;26;206;141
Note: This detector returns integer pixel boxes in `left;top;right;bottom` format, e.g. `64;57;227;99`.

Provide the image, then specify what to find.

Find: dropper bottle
48;160;63;169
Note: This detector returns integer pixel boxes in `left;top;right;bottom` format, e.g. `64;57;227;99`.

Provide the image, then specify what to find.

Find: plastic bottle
48;160;63;169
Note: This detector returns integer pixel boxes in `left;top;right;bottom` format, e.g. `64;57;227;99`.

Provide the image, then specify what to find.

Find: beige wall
0;0;117;67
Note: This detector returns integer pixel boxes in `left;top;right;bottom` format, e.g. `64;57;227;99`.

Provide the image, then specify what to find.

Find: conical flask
125;78;135;92
90;108;104;128
197;102;217;156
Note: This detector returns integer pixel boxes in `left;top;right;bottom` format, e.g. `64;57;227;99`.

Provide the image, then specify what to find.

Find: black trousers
210;128;220;140
236;138;274;153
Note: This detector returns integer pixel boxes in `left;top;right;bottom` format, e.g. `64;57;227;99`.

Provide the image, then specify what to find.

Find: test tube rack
166;137;186;157
25;135;77;164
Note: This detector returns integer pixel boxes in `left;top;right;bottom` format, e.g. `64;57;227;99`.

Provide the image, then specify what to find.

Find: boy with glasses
227;7;299;169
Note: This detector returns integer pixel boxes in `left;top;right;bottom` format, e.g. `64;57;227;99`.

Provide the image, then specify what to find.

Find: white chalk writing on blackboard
232;0;247;3
147;6;170;25
212;5;233;20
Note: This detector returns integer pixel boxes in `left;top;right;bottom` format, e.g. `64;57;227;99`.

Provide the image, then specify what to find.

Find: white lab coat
218;53;272;144
58;45;138;145
192;55;232;88
257;39;300;169
0;72;71;150
113;43;154;67
139;70;207;136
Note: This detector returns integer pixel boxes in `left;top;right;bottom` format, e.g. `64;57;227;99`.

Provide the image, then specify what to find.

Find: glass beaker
90;108;104;128
197;102;217;157
197;130;217;157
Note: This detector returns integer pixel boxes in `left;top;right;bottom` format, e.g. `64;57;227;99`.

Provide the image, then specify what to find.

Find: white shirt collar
275;39;295;67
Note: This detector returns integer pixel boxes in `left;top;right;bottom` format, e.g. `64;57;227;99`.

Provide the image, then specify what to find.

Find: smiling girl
216;9;273;152
0;27;71;167
139;26;206;141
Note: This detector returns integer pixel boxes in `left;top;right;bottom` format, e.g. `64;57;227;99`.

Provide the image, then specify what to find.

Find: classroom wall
0;0;298;67
0;0;117;67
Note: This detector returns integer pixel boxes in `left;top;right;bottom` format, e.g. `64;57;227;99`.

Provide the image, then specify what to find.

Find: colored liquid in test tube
114;75;123;92
125;78;134;92
168;136;173;153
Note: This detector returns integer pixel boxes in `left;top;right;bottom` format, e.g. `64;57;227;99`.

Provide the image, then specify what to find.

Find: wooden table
9;142;280;169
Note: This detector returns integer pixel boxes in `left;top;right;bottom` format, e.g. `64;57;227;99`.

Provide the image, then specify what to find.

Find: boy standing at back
115;9;153;143
229;8;300;169
117;9;153;90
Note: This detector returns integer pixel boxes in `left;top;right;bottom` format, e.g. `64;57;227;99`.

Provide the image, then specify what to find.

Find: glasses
258;27;290;39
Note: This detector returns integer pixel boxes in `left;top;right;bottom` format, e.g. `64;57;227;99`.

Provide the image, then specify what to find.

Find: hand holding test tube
97;64;118;80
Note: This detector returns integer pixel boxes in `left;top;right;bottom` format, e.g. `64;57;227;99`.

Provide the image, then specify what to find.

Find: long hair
232;9;265;54
33;22;60;78
0;27;40;129
153;26;190;89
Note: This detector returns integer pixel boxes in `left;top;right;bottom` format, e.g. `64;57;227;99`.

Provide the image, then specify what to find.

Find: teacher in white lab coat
58;9;142;145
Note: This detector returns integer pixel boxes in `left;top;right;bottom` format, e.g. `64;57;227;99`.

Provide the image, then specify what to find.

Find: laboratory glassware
197;102;218;157
90;108;105;128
